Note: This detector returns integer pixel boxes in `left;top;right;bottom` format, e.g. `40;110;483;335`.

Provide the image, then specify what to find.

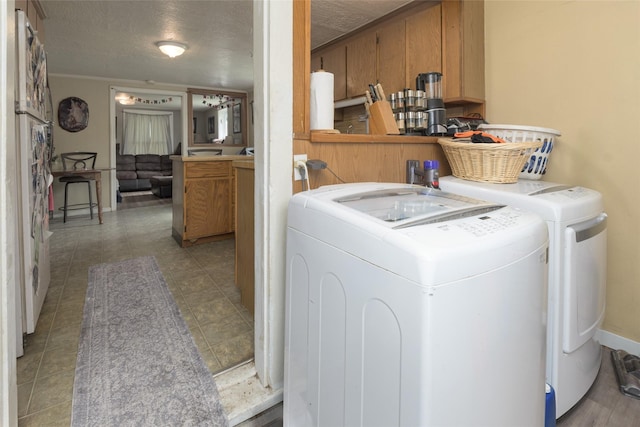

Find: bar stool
59;152;98;223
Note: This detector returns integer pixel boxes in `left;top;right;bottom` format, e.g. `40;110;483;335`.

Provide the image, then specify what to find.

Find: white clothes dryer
284;183;549;427
440;176;607;417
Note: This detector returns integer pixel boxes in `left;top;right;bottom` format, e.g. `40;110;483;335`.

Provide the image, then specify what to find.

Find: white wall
49;76;115;211
484;1;640;342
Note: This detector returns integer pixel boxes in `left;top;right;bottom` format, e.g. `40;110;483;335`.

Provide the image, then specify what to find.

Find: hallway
17;204;253;425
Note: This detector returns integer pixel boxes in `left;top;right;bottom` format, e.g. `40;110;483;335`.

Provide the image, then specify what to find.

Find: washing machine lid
288;183;549;285
333;186;503;228
439;176;604;222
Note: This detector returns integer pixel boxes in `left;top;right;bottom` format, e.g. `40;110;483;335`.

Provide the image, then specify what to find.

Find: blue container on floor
545;383;556;427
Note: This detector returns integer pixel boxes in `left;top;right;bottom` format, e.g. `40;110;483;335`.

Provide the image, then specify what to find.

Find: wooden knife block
369;101;400;135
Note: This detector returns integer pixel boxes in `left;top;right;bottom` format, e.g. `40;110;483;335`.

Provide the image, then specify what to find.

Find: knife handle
376;83;386;101
365;90;373;106
368;84;378;102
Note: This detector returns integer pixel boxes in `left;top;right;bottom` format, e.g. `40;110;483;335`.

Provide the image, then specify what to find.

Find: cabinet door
311;43;347;101
346;32;377;98
405;4;442;87
442;0;485;102
212;178;232;234
377;19;406;97
184;178;231;239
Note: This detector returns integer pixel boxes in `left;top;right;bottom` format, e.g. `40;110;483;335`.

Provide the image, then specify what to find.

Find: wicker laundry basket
438;138;543;184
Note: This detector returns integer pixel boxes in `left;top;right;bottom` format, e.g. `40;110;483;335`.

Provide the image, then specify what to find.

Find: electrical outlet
293;154;308;181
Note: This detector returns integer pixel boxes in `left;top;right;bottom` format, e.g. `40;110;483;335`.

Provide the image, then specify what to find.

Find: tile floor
17;203;254;426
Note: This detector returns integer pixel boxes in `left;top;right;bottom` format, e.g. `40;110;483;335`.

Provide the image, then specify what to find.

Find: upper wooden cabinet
311;1;484;114
346;33;377;98
442;0;485;103
376;19;406;96
405;4;442;89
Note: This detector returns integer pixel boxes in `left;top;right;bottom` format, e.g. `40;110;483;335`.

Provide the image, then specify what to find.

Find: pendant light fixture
156;41;188;58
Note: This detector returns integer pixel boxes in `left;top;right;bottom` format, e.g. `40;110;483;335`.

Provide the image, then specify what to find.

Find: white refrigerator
15;10;53;353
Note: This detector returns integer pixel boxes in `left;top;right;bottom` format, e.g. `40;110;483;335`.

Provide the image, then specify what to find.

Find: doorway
109;86;188;210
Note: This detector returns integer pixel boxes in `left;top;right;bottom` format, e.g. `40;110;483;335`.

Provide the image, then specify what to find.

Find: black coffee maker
416;72;447;135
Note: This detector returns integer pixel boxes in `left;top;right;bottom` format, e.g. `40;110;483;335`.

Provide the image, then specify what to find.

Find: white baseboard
596;329;640;355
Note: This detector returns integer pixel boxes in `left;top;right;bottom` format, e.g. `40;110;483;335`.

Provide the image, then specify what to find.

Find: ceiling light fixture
156;41;188;58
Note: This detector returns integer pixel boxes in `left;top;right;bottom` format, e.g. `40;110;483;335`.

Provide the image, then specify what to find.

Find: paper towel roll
310;70;334;130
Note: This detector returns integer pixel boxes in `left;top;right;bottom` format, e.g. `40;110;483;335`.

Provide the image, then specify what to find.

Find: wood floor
244;347;640;427
557;346;640;426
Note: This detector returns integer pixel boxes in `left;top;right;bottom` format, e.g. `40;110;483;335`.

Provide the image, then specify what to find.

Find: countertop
309;133;440;144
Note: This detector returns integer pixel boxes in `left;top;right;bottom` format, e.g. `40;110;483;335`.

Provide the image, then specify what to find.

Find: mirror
188;88;247;147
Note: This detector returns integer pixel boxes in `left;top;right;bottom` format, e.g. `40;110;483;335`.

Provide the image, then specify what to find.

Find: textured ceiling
311;0;413;49
41;0;413;93
43;1;254;91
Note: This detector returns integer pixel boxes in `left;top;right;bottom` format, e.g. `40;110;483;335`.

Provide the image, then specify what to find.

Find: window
122;110;173;155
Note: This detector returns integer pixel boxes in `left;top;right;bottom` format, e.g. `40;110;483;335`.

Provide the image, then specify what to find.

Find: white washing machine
284;183;549;427
440;176;607;417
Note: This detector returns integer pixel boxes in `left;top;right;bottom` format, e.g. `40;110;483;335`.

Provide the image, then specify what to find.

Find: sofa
116;153;172;193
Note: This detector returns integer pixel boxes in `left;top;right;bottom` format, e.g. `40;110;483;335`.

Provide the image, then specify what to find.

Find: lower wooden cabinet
172;158;235;247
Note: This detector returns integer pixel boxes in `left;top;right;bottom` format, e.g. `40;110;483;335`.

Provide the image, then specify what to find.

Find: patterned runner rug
71;256;229;426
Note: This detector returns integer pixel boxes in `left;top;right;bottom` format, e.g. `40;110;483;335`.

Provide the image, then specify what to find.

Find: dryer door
562;213;607;353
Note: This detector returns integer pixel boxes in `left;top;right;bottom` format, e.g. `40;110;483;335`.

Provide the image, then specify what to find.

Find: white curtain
123;111;173;155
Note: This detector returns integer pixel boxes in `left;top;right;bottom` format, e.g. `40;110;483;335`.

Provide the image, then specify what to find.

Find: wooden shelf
444;97;485;106
310;133;440;144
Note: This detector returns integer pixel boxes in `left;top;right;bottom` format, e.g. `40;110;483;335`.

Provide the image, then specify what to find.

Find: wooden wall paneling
346;32;377;98
405;4;442;88
293;0;311;138
294;139;451;193
376;19;406;97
